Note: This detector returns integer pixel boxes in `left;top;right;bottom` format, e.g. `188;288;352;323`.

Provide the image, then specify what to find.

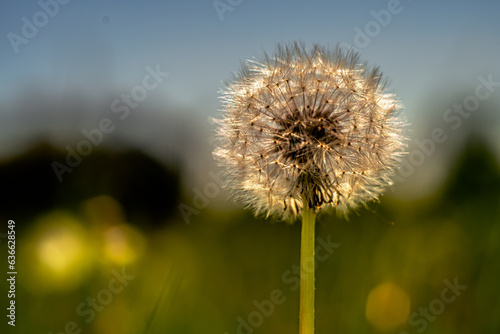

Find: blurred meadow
1;0;500;333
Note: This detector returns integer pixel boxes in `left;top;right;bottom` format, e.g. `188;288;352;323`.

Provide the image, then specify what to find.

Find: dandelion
213;42;407;334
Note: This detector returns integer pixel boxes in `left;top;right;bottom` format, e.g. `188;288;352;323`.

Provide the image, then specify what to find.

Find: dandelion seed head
213;42;407;220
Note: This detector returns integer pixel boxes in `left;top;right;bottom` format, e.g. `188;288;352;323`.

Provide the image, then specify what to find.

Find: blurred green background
1;0;500;333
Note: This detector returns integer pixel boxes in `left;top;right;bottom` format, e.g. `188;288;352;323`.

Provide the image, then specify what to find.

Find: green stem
299;197;316;334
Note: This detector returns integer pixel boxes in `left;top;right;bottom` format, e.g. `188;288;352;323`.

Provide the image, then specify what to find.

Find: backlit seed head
213;42;407;220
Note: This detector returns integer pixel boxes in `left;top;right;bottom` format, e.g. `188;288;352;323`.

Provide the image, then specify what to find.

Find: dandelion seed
213;42;407;220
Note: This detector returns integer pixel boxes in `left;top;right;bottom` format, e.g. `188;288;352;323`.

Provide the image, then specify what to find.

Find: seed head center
275;110;338;163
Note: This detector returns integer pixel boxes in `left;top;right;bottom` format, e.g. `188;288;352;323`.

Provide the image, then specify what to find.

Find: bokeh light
21;211;94;293
365;282;411;331
82;195;147;265
102;224;146;266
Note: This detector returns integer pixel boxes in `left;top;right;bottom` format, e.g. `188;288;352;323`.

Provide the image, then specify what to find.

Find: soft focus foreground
0;136;499;334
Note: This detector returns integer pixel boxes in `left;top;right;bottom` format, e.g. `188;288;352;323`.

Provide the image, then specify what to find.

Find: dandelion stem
299;197;316;334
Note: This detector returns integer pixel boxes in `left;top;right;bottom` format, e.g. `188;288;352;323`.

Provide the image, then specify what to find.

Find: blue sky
2;0;499;105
